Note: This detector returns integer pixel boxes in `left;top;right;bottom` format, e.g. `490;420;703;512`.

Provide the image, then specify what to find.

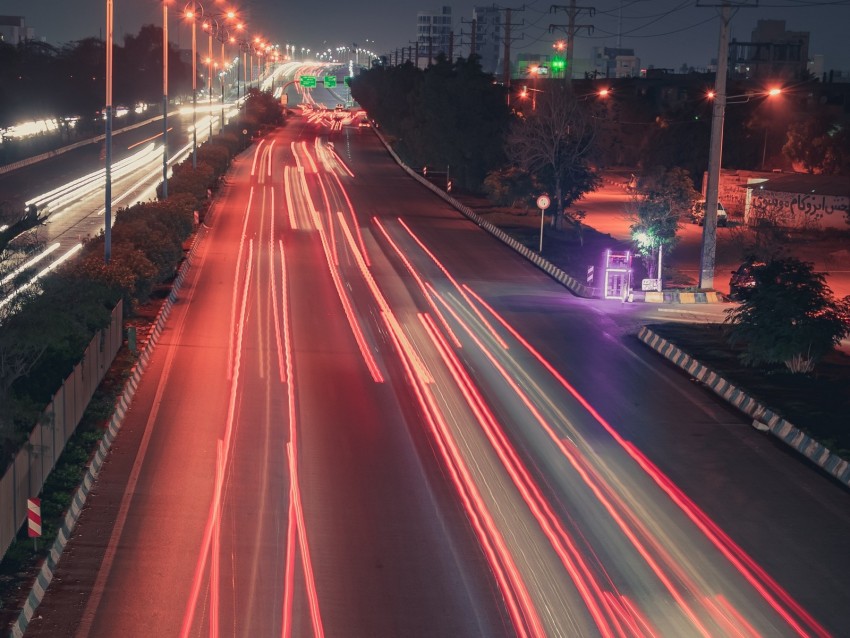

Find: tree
483;167;541;209
724;258;850;373
506;83;599;229
783;110;850;176
627;166;695;279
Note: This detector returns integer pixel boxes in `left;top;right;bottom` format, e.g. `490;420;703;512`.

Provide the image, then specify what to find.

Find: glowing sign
299;76;317;88
323;76;337;87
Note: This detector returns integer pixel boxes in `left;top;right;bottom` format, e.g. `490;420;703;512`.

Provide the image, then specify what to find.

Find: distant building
0;16;35;45
730;19;809;80
416;5;453;68
591;47;640;79
472;6;501;75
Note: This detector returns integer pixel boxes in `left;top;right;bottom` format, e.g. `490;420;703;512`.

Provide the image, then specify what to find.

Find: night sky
5;0;850;71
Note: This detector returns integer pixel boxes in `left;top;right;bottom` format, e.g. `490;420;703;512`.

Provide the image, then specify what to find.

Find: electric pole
549;1;595;81
501;7;525;103
697;0;759;289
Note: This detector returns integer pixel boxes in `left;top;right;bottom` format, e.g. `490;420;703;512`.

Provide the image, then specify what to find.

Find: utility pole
697;0;758;289
503;8;512;93
409;40;420;69
459;16;477;60
449;31;454;62
428;35;433;67
502;7;525;104
549;1;595;81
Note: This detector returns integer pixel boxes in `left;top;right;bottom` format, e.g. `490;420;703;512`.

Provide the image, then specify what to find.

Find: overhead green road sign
299;76;317;88
323;76;337;88
344;76;353;86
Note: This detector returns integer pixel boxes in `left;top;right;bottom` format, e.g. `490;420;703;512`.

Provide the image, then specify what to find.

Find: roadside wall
745;189;849;230
0;302;123;560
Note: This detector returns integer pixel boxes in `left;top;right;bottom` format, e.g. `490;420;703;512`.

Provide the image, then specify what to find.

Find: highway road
13;106;850;636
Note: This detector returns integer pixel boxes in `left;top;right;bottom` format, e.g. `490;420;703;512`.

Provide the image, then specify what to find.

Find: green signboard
551;56;565;72
299;75;317;88
323;76;337;88
344;76;353;86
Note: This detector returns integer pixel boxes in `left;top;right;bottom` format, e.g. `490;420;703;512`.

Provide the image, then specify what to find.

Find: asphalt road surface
19;109;850;637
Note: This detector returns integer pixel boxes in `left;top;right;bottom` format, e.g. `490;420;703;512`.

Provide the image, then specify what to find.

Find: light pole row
105;1;274;263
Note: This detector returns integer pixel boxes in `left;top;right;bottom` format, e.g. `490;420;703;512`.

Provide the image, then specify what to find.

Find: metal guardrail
0;112;179;176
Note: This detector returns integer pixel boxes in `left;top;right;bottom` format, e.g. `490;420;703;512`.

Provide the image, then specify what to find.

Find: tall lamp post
105;0;113;263
700;84;783;285
162;0;169;199
698;3;731;290
185;2;203;169
203;19;214;141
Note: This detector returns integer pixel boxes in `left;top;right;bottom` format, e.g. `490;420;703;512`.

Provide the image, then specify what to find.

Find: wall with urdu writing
744;189;849;230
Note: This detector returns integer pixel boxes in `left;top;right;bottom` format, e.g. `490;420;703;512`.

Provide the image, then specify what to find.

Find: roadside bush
69;237;158;310
198;143;231;175
114;204;185;282
125;193;196;242
166;161;215;202
215;130;243;156
725;258;850;372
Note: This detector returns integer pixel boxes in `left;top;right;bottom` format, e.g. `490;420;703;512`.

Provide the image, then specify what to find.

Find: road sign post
536;194;551;253
28;497;41;550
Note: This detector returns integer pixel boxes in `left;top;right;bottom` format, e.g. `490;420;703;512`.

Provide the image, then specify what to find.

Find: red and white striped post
28;497;41;550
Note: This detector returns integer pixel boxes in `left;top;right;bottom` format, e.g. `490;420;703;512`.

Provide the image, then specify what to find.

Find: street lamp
700;84;783;286
528;65;541;111
203;19;215;140
184;2;203;169
105;0;114;263
162;0;169;199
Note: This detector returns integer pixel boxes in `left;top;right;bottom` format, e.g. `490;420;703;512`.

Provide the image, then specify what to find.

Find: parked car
728;259;765;300
691;200;728;227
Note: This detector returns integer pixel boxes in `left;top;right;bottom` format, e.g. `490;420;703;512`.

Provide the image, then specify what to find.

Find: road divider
637;326;850;488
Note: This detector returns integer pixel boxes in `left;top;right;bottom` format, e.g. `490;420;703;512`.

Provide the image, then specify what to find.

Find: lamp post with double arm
184;2;203;169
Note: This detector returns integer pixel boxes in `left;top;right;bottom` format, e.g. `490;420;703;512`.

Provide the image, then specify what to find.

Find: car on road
692;200;728;226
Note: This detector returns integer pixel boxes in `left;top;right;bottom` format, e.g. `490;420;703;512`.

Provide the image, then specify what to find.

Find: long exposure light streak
372;217;461;348
387;314;541;638
397;218;507;350
307;199;383;382
337;213;431;384
463;284;831;637
420;310;626;636
431;286;716;636
283;166;298;230
250;139;266;177
330;171;368;266
287;443;325;638
180;241;254;638
226;186;255;379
